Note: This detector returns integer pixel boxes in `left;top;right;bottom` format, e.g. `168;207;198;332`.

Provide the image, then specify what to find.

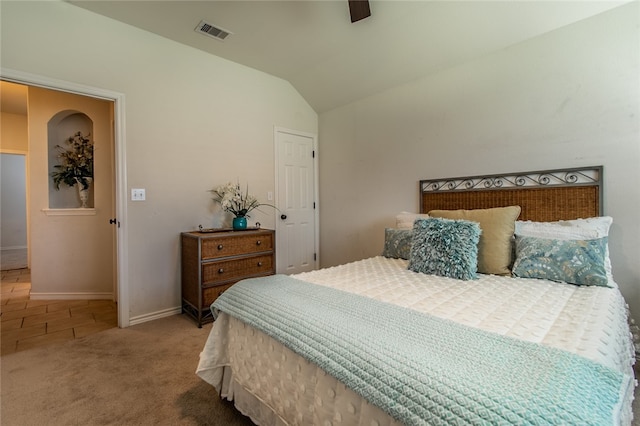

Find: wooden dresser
180;229;275;327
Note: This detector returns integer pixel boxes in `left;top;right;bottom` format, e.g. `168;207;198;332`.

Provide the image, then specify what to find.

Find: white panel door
276;128;317;274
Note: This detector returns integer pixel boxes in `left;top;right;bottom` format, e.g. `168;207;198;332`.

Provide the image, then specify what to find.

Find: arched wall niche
47;110;94;209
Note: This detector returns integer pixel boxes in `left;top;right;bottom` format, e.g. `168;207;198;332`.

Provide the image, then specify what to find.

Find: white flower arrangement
211;182;274;218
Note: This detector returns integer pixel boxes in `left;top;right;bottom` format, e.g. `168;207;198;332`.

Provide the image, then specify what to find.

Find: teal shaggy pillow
408;218;481;280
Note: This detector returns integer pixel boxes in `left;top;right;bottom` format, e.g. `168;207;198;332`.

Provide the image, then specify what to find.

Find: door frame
1;67;130;327
273;126;320;272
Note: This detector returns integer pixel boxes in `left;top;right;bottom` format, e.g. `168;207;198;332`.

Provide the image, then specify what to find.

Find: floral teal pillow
382;228;413;260
512;236;610;287
408;218;481;281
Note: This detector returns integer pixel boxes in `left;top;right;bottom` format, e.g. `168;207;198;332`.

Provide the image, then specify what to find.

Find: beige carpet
2;314;639;425
1;314;254;426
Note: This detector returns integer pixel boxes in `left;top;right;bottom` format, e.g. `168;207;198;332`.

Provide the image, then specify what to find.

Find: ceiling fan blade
348;0;371;23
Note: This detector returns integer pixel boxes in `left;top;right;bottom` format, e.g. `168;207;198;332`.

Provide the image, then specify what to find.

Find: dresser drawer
202;254;274;286
201;232;274;260
202;282;236;308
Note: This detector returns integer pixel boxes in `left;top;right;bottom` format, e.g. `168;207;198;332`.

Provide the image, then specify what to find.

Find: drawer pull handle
256;240;262;246
217;244;223;250
257;262;263;267
218;268;224;274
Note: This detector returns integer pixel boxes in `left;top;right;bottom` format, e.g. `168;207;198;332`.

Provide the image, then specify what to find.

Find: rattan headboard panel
420;167;602;222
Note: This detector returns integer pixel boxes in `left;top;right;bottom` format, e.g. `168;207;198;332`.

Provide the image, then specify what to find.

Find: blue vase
232;216;247;230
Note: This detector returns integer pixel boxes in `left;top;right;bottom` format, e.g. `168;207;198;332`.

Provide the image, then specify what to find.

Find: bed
196;166;636;425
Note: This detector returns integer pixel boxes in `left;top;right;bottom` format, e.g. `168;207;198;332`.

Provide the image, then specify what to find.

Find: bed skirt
197;313;403;426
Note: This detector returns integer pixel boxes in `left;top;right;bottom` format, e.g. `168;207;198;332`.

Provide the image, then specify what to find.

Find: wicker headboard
419;166;602;222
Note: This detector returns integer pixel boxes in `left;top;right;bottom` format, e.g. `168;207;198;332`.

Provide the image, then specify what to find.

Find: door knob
280;214;287;220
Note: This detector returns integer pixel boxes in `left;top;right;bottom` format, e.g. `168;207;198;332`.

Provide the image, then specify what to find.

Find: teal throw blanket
212;275;631;425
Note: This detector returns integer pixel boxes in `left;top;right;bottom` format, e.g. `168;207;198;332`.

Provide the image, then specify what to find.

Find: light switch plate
131;188;146;201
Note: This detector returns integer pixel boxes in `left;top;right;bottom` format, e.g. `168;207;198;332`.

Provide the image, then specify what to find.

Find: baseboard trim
1;246;27;251
129;307;182;326
30;292;113;300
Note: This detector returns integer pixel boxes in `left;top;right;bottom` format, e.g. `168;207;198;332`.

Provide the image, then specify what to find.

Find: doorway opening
0;152;28;270
0;70;128;334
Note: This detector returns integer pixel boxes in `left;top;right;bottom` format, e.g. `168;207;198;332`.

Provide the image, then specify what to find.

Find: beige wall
319;3;640;319
1;1;318;320
28;87;115;297
1;112;28;152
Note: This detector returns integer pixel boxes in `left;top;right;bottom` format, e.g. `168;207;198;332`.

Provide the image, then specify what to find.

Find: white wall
1;1;317;320
319;3;640;319
0;153;27;249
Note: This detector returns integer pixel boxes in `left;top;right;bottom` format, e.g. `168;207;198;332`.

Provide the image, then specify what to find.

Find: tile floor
1;268;117;356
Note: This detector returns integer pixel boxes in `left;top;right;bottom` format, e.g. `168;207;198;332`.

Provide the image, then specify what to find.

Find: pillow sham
382;228;413;260
428;206;521;275
396;211;430;229
512;235;610;287
408;217;481;281
515;216;613;282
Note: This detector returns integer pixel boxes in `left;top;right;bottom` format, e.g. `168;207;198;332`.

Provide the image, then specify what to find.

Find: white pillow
515;216;614;283
396;211;430;229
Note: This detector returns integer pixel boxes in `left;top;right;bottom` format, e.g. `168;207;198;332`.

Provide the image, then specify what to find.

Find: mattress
197;256;636;425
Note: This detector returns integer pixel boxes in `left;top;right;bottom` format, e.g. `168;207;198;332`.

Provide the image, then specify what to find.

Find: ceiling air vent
195;20;232;41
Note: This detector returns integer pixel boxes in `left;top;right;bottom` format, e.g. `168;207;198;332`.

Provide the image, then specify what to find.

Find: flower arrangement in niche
210;182;276;229
51;131;94;191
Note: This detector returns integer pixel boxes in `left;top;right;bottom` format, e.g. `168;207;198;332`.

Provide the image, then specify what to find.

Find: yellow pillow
428;206;521;275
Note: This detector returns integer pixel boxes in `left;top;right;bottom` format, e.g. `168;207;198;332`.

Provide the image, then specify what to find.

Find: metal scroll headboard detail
420;166;602;193
419;166;603;220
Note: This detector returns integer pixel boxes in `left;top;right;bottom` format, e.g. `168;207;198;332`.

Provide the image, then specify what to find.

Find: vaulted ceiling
6;1;629;114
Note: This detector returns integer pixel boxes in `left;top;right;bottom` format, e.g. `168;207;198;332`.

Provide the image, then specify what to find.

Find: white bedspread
197;256;636;425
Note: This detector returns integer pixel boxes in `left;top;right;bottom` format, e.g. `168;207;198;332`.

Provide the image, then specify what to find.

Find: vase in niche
75;177;93;208
232;216;247;230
